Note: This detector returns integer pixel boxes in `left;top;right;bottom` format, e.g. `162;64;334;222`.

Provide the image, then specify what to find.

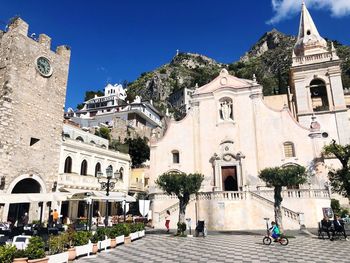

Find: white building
149;3;347;230
58;122;131;221
70;84;162;129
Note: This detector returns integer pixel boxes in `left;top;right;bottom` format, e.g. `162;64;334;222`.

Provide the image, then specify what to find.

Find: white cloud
268;0;350;24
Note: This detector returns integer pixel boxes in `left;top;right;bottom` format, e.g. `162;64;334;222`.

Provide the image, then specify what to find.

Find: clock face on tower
36;56;52;77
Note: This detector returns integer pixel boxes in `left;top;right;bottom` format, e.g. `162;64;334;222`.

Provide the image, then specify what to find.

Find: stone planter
115;235;124;245
48;251;69;263
67;247;76;261
138;230;145;238
110;238;117;248
12;258;28;263
28;257;49;263
124;236;131;245
92;243;98;254
130;232;138;241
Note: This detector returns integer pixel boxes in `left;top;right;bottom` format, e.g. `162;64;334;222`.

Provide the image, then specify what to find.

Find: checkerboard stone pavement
78;233;350;263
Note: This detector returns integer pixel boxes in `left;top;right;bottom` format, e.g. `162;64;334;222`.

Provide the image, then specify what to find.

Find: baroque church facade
149;3;349;230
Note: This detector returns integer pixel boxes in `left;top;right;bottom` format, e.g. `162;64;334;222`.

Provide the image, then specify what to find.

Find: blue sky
1;0;350;109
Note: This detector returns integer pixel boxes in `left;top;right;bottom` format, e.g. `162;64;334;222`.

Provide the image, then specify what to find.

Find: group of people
321;215;348;241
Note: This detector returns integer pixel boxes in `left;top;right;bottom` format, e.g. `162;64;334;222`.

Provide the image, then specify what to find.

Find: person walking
53;209;59;226
165;210;170;233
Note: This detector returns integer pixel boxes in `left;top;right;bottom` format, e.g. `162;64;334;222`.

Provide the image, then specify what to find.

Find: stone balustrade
254;189;329;200
292;51;334;65
59;173;100;190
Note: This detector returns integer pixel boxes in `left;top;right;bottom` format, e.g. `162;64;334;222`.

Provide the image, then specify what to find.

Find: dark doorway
8;178;41;224
77;201;86;218
221;166;238;191
61;201;69;223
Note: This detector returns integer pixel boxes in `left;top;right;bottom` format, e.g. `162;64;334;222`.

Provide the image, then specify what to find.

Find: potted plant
25;236;48;263
108;227;118;248
90;233;99;254
13;249;28;263
73;231;93;257
47;234;69;263
136;222;145;238
63;226;76;261
113;224;125;245
129;223;138;240
123;224;131;244
0;244;16;263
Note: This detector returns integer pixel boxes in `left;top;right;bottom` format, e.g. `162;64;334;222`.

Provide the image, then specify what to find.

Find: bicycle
263;234;289;246
262;219;289;246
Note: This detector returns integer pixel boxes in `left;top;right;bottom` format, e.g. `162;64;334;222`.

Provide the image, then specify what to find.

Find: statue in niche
221;101;232;120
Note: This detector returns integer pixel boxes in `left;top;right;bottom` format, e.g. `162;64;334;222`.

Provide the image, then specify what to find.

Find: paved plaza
78;232;350;263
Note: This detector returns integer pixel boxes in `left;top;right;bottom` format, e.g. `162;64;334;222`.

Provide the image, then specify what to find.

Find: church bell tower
290;2;350;144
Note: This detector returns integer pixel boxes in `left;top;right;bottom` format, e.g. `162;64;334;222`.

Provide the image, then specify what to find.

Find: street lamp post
97;166;121;227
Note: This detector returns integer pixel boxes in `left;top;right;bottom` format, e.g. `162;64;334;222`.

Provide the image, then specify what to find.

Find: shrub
14;249;27;258
0;244;16;263
129;223;138;233
90;233;99;243
95;227;108;241
72;231;92;246
110;224;127;238
25;236;45;260
48;235;66;255
122;223;130;237
136;222;145;231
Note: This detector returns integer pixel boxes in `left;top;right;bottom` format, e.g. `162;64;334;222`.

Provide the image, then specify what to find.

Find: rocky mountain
125;53;224;112
125;30;350;114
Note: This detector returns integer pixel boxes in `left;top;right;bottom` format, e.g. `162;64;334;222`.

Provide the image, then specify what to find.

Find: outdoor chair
195;220;206;237
318;222;331;239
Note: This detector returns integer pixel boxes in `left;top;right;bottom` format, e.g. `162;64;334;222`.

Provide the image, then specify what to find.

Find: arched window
80;160;88;175
64;156;72;173
283;142;295;158
76;136;84;142
219;97;233;121
95;162;101;177
119;167;124;181
310;79;329;111
172;150;180;164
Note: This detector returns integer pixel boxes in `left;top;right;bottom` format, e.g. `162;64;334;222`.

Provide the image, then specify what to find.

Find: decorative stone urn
67;247;76;261
92;243;98;254
12;258;28;263
110;238;117;248
124;235;131;245
27;257;49;263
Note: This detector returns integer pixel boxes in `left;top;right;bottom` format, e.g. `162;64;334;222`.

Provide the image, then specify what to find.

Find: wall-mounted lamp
0;176;5;189
52;181;57;191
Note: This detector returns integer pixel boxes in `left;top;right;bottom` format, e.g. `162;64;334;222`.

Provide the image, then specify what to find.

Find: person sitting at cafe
333;215;348;240
321;216;333;239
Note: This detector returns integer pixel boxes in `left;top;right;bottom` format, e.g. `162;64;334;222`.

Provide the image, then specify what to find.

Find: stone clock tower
0;18;70;221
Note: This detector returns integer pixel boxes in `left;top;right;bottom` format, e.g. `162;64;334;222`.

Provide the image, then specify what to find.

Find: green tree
94;126;111;140
155;172;204;226
258;165;307;229
323;140;350;199
125;137;150;168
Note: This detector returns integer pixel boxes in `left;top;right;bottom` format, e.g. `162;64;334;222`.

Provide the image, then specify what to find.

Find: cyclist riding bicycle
270;221;281;241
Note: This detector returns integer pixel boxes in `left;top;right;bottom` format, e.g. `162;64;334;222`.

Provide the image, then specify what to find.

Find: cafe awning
0;192;69;204
60;188;136;202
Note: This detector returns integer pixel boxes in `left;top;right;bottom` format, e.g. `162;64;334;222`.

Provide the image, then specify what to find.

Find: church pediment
193;69;256;95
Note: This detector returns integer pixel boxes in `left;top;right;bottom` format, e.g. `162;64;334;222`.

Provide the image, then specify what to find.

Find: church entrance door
221;166;238;191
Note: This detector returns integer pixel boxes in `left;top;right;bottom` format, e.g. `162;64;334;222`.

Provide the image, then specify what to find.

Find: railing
129;181;144;192
197;191;247;201
253;189;330;200
293;51;334;65
59;173;100;189
250;192;300;223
